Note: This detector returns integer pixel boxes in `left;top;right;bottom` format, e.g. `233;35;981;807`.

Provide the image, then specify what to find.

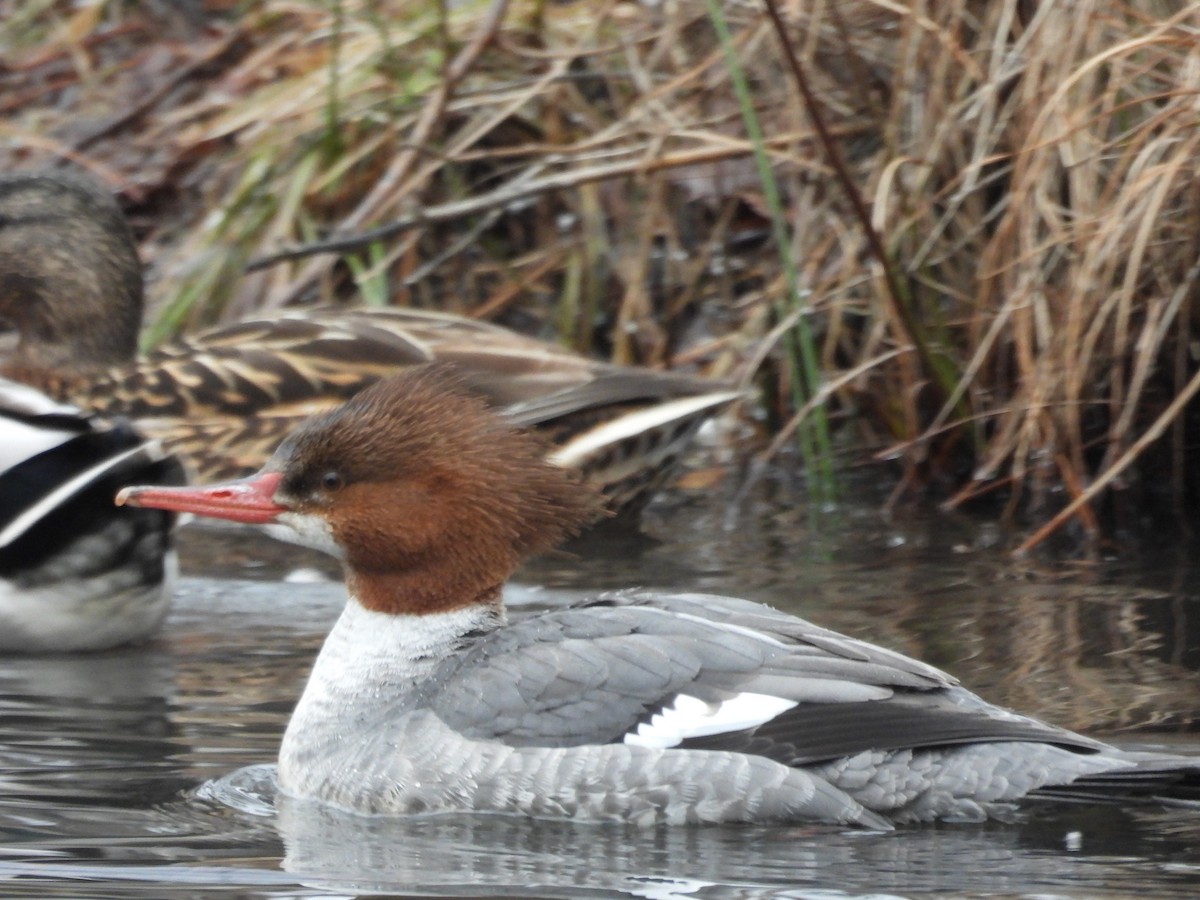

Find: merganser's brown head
118;367;604;613
0;172;143;383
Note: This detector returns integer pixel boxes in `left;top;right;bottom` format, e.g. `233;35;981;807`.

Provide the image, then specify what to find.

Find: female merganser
1;379;182;652
0;171;737;514
117;369;1200;827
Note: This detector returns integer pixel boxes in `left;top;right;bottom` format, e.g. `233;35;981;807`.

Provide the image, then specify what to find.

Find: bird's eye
321;471;343;491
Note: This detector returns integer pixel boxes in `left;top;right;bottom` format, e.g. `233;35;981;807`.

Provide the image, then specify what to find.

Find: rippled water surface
3;472;1200;899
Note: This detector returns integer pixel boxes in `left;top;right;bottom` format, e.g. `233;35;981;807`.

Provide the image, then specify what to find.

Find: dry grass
3;0;1200;547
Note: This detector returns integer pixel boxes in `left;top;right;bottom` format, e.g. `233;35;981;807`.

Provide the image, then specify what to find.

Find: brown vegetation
3;0;1199;548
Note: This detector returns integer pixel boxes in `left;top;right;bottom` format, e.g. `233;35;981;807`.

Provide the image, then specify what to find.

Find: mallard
0;378;182;651
0;172;739;515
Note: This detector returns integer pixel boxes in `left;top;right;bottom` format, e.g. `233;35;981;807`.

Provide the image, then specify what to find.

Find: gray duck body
277;589;1200;828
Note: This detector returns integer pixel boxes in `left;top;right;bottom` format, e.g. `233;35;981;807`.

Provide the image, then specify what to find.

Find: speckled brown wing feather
78;314;436;420
133;416;311;482
64;307;740;503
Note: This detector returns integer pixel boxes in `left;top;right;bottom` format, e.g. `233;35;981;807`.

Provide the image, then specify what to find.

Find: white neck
281;596;501;768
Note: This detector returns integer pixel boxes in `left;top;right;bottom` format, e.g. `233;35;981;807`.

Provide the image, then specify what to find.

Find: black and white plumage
0;379;184;652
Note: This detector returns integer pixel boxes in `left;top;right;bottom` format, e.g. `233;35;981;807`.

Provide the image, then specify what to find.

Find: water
2;473;1200;898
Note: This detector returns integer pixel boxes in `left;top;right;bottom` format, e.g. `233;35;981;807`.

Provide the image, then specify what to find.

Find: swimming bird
0;171;738;514
1;378;182;652
117;369;1200;827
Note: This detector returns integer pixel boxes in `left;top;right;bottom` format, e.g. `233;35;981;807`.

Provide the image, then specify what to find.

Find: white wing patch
623;692;798;749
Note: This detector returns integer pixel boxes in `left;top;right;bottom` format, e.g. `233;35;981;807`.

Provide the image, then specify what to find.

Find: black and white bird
0;379;183;652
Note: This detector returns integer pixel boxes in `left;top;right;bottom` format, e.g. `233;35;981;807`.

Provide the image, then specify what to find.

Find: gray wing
427;590;1104;765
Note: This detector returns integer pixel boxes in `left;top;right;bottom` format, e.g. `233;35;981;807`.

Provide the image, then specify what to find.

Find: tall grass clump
706;0;1200;547
807;1;1200;547
705;0;835;499
2;0;1199;545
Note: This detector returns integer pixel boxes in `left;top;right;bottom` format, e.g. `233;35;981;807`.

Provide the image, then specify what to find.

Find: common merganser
117;369;1200;827
0;171;737;514
1;378;183;652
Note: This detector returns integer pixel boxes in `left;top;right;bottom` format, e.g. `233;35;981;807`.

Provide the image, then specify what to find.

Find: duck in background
0;171;739;515
0;378;183;652
120;369;1200;827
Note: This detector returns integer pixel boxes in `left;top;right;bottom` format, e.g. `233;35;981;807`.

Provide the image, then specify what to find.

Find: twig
756;345;913;463
726;345;909;526
1016;362;1200;556
261;0;510;307
245;137;827;271
759;0;925;372
345;0;510;231
73;29;248;151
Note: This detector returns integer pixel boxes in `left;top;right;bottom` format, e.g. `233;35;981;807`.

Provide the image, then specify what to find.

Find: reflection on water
0;647;182;809
1;473;1200;897
273;789;1200;898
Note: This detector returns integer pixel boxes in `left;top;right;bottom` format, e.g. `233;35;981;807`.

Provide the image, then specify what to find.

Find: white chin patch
623;692;798;749
265;513;343;559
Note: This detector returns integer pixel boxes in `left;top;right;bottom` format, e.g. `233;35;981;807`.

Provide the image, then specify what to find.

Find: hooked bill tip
110;472;287;524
